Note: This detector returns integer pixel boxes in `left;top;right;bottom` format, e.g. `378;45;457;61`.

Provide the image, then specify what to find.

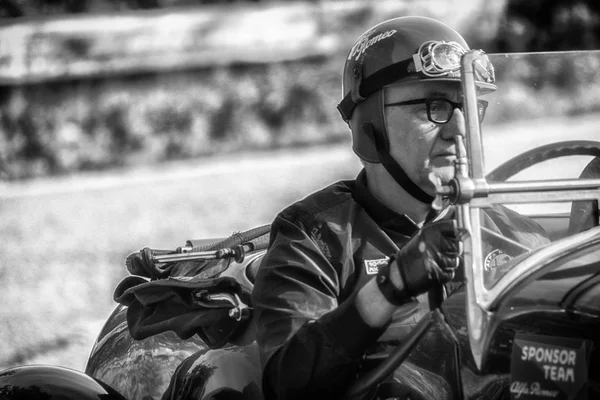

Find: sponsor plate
510;333;592;400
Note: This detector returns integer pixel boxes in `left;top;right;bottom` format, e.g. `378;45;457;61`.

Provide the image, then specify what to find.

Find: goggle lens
415;41;496;86
431;43;462;70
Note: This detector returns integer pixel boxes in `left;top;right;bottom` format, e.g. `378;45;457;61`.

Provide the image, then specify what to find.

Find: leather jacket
251;169;550;400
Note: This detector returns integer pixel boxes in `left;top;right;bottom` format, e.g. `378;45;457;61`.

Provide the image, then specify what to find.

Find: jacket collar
352;169;448;237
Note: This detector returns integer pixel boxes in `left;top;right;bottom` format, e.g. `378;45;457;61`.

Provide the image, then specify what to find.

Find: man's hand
392;220;463;298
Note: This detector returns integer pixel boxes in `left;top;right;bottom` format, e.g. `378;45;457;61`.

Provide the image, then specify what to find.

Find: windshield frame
444;49;600;370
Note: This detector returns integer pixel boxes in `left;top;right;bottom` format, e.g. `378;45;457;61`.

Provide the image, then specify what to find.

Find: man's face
383;80;468;194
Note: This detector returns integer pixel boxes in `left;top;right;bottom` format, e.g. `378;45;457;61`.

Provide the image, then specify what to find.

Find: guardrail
0;0;495;85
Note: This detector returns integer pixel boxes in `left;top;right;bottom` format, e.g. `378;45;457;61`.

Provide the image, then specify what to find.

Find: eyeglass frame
384;97;489;124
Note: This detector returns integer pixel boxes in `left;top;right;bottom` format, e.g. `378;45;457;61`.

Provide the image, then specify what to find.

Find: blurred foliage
0;60;345;180
0;0;263;17
493;0;600;52
1;0;600;180
484;52;600;124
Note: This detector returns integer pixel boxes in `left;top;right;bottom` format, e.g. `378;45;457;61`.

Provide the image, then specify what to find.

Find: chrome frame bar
457;50;490;371
154;250;222;263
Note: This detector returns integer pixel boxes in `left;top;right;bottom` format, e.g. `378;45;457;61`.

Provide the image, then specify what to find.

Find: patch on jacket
364;258;389;275
484;249;511;271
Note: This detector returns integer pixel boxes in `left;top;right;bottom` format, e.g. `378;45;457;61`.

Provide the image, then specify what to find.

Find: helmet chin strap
362;122;435;204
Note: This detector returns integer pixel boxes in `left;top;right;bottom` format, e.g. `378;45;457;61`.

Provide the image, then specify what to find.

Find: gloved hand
392;219;463;298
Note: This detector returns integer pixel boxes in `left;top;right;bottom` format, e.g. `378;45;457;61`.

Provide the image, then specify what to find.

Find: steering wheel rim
347;140;600;399
485;140;600;182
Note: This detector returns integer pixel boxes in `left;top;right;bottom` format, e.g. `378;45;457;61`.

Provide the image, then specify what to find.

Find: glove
392;219;463;298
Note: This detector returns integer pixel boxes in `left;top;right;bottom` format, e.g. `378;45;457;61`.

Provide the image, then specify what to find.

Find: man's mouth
434;152;457;159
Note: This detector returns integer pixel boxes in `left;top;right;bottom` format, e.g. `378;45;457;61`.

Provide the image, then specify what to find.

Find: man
251;16;550;400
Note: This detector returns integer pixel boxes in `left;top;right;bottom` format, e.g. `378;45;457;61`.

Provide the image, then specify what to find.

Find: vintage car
1;50;599;400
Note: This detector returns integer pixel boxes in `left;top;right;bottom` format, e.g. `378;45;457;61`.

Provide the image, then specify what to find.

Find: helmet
337;16;497;203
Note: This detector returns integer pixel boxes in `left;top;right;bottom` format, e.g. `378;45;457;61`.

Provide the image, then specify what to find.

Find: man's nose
440;108;466;140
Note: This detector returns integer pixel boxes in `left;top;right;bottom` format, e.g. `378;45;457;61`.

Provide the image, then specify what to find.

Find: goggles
338;40;497;122
413;40;495;83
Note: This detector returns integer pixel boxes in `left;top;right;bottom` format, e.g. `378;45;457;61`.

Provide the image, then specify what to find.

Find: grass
0;143;362;371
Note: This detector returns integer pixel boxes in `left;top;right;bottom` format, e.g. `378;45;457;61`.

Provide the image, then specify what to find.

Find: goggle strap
412;53;424;73
337;57;414;122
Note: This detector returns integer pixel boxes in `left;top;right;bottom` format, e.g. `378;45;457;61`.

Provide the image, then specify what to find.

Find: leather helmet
338;16;497;163
336;16;496;203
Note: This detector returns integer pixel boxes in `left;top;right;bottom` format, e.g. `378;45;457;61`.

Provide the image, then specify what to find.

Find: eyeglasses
384;97;488;124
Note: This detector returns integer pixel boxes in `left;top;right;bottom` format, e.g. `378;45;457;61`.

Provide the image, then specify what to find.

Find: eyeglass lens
428;99;487;124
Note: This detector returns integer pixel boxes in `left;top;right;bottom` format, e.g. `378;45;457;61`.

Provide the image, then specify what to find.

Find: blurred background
1;0;600;373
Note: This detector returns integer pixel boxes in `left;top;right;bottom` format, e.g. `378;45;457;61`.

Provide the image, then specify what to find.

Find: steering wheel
485;140;600;182
346;140;600;399
567;154;600;234
487;140;600;236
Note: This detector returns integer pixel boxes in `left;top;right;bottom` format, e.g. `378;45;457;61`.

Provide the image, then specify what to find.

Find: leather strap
363;122;435;204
